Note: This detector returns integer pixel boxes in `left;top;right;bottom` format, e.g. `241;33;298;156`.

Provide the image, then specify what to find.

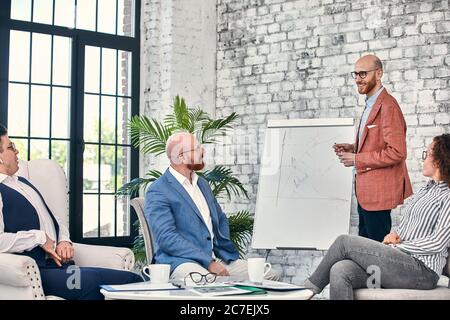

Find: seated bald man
145;132;280;282
0;124;142;300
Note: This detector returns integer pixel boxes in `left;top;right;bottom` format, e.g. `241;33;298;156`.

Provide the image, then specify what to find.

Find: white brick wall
216;0;450;297
141;0;217;173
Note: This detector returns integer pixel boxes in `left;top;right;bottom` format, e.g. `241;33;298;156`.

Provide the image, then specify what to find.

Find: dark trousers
357;202;391;242
40;260;143;300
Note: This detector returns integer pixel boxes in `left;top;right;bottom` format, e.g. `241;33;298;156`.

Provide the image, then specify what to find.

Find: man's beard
357;77;376;94
187;162;205;171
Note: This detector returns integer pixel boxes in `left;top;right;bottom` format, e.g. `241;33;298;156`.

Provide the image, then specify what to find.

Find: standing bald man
333;55;412;242
145;132;280;282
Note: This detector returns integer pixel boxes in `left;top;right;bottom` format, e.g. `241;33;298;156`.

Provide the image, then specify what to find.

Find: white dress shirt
169;166;214;245
0;173;71;253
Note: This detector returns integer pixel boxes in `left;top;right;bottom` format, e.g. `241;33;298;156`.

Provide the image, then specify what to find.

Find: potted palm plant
117;96;254;262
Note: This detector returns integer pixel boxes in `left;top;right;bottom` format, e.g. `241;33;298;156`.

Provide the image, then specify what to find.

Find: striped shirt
394;180;450;275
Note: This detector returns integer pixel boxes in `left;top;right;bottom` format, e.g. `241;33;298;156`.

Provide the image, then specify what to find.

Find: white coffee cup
142;264;171;284
247;258;271;283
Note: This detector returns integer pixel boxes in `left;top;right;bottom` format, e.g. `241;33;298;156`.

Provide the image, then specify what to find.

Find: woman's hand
383;232;401;245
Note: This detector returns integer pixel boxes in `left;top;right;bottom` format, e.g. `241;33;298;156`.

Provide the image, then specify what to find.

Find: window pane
51;140;69;175
11;0;32;22
52;87;70;139
83;194;99;238
84;94;99;143
30;85;50;137
117;98;131;145
8;83;29;137
84;46;100;93
100;195;115;237
117;146;130;190
118;50;132;96
118;0;134;37
54;0;75;28
32;0;53;25
98;0;117;35
76;0;96;31
101;96;116;143
116;197;129;236
52;36;71;86
83;144;99;192
9;30;30;82
101;48;117;95
100;145;115;192
13;138;28;160
31;33;52;84
30;139;49;160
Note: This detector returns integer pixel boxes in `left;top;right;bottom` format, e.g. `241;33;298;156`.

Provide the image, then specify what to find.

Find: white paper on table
101;281;182;292
227;279;306;291
190;286;257;297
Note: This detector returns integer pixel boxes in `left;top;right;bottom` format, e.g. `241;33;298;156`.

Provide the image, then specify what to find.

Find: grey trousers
304;235;440;300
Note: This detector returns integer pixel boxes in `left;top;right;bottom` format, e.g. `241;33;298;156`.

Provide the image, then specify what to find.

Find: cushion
17;159;69;225
354;282;450;300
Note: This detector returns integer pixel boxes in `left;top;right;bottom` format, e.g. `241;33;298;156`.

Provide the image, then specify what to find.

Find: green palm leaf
199;165;249;200
129;115;172;156
187;107;210;133
131;220;147;263
116;170;163;197
228;210;254;258
201;112;238;144
164;95;191;130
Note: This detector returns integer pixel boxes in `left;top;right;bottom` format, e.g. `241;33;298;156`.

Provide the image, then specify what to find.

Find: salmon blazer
354;88;413;211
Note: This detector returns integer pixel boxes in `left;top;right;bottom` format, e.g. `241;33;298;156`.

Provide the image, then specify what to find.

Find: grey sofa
354;248;450;299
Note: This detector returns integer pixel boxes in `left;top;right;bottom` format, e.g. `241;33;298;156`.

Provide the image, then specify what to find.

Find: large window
0;0;140;246
8;30;72;173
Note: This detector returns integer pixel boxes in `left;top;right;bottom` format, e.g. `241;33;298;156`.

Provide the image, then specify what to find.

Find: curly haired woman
304;134;450;300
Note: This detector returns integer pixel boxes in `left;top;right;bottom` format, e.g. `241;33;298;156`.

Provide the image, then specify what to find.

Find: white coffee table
101;286;312;300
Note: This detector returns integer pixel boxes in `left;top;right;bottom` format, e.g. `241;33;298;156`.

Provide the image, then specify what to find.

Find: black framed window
7;30;72;173
0;0;140;247
9;0;135;37
81;45;133;238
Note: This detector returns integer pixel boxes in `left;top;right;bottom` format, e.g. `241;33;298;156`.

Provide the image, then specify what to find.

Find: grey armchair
130;197;155;265
354;249;450;300
0;159;135;300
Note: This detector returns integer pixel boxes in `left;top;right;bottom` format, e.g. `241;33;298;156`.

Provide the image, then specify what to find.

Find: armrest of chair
436;275;449;288
0;253;45;300
73;243;135;271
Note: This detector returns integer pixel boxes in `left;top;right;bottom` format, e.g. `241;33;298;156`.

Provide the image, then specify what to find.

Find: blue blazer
144;169;239;273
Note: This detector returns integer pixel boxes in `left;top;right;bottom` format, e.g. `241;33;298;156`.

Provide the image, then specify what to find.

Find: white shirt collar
0;173;18;184
168;166;198;187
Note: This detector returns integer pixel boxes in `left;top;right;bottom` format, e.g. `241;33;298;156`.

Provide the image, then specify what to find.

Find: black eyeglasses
350;68;379;79
179;144;203;156
184;272;217;286
422;150;428;161
7;142;17;152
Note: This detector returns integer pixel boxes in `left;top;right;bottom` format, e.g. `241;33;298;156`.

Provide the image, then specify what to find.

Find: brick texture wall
141;0;217;172
215;0;450;297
